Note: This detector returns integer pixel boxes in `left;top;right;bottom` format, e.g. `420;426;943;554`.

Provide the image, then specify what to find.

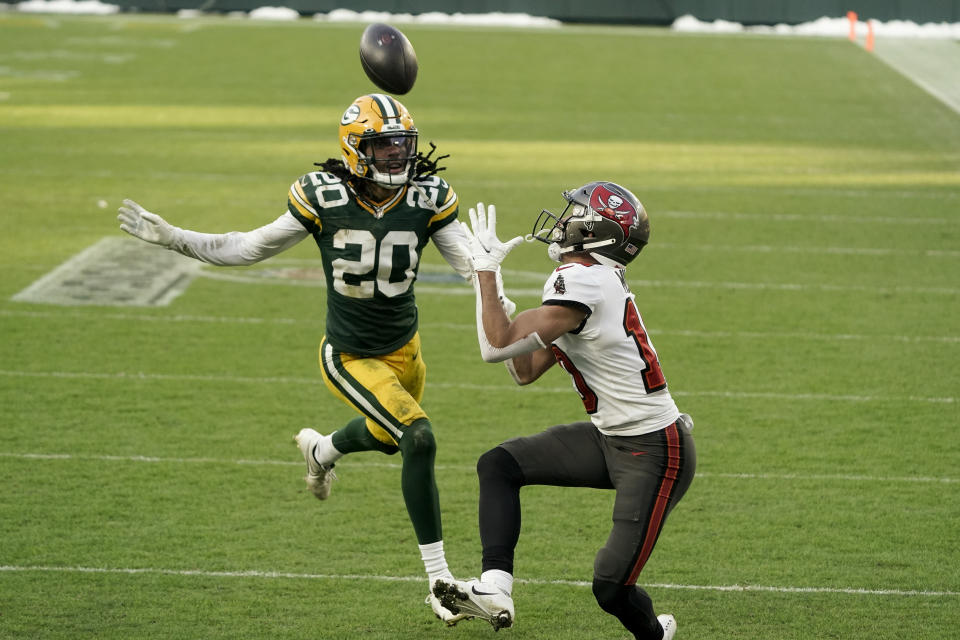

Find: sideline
870;39;960;115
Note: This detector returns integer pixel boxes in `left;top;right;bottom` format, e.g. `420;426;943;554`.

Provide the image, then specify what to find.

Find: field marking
1;452;956;485
629;279;960;296
10;237;202;307
194;270;960;296
0;308;297;325
869;39;960;116
0;369;954;404
658;210;954;225
646;328;960;344
655;242;960;258
0;565;955;597
0;66;79;81
2;309;957;343
0;50;135;64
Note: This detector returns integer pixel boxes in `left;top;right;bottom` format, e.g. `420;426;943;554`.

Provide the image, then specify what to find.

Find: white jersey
542;262;679;436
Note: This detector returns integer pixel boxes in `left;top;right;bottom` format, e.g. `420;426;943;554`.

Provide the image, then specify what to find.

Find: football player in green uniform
118;93;500;624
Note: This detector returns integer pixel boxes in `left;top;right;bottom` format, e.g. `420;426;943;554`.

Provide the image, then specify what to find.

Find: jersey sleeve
542;264;603;314
287;175;323;232
424;179;459;232
432;220;472;279
173;212;308;266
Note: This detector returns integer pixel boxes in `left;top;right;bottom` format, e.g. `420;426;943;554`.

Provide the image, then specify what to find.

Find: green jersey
287;170;459;356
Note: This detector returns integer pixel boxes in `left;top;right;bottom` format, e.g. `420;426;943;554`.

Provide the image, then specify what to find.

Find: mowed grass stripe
1;565;955;598
2;14;957;640
0;369;953;403
1;452;955;484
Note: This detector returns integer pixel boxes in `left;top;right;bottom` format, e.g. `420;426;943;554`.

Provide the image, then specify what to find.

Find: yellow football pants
318;333;427;446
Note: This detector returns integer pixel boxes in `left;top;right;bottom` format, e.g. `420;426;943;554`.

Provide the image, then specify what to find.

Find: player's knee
477;446;524;487
593;545;631;612
399;419;435;457
592;577;627;613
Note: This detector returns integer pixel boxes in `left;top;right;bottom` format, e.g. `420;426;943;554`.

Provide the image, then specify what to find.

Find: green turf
1;13;958;640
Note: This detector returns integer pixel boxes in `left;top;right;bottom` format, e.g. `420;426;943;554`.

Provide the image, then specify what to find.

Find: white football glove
118;199;176;247
466;203;523;272
458;212;517;315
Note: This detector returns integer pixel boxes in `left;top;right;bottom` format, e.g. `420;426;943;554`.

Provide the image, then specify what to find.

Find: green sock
398;418;442;544
331;417;399;455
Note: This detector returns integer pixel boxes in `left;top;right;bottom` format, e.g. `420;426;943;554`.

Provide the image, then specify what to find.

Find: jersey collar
353;184;408;219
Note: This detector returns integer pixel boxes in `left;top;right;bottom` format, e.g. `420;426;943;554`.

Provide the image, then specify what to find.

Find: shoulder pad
289;171;355;229
288;175;322;228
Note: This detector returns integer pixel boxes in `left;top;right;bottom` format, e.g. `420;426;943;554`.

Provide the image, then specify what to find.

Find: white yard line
0;369;954;403
32;267;956;296
0;308;296;325
654;242;960;258
0;565;955;597
1;452;955;484
628;279;959;296
656;210;953;225
645;328;960;344
2;309;957;343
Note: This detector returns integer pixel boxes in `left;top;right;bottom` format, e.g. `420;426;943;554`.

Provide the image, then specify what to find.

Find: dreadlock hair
412;142;450;180
313;141;450;185
312;157;352;181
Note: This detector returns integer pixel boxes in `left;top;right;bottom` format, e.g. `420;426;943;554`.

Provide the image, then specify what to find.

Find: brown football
359;23;418;95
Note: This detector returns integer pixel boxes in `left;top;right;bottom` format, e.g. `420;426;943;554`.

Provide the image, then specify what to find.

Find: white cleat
426;592;472;627
657;613;677;640
294;428;336;500
433;578;514;631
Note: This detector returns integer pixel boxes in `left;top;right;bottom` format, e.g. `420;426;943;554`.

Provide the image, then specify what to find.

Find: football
359;23;418;95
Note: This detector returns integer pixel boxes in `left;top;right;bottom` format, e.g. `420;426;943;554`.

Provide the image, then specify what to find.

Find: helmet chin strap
369;162;412;188
588;252;625;269
547;238;616;263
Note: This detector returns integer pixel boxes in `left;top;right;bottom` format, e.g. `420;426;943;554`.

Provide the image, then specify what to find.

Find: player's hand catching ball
463;203;523;272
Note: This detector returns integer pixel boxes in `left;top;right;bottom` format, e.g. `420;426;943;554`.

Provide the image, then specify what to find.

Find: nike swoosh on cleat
471;585;500;596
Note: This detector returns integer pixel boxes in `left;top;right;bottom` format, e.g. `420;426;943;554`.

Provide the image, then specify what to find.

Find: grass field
1;12;958;640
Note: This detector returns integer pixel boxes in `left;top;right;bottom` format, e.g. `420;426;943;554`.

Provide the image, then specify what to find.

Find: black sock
477;446;525;574
594;581;660;640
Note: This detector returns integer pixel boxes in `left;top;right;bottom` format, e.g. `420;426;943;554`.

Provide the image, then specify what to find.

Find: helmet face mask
532;181;649;269
340;94;418;188
357;132;417;181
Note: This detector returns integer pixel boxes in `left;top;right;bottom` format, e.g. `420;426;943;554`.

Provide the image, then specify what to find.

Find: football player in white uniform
433;182;696;640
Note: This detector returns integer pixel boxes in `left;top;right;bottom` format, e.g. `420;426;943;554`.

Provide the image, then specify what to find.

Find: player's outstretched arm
118;199;309;266
476;272;585;347
474;270;585;383
461;202;586;381
504;340;557;386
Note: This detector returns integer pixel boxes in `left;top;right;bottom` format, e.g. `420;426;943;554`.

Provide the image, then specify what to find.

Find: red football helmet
532;181;650;268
